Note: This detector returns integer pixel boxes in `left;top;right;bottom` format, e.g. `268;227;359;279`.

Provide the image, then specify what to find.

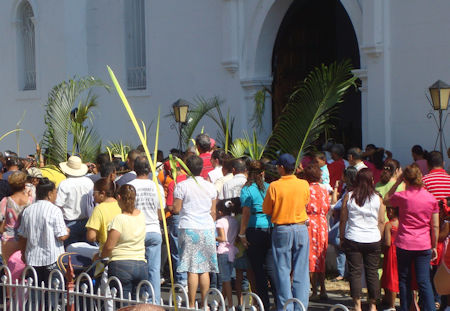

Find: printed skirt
178;228;219;274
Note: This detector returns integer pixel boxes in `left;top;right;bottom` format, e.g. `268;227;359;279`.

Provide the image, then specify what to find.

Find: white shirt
208;166;223;184
55;176;94;221
174;177;217;229
215;173;233;195
353;161;368;171
18;200;67;266
127;178;164;233
344;192;381;243
219;173;247;200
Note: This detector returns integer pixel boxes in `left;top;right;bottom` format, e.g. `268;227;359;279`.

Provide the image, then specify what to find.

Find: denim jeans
108;260;148;301
167;215;187;286
272;224;309;311
246;227;272;311
397;248;435;311
145;232;162;304
335;245;347;277
64;219;88;247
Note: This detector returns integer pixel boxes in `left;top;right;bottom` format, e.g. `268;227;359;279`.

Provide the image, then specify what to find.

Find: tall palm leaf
42;77;109;164
206;103;235;148
264;60;357;167
180;96;221;146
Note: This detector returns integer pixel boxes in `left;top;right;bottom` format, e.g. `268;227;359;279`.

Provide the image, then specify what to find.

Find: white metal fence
0;265;350;311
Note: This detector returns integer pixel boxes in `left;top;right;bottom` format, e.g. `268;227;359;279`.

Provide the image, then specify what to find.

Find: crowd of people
0;136;449;311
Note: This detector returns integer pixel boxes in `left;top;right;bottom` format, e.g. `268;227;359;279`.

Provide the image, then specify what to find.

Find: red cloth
327;159;345;189
199;152;213;180
166;174;187;207
363;161;381;184
306;183;330;272
381;221;399;292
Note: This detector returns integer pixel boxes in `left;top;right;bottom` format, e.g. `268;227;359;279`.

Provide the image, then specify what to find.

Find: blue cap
275;153;296;171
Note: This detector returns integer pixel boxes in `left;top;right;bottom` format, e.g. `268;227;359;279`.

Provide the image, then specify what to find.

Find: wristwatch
238;234;246;238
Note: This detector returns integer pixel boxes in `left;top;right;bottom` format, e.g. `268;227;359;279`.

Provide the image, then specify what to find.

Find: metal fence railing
0;264;350;311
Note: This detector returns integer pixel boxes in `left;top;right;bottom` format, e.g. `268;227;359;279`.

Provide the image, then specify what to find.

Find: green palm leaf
264;60;357;168
42;77;109;164
180;96;221;146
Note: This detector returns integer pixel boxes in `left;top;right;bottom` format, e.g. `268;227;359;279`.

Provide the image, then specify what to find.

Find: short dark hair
211;149;226;165
232;158;247;174
128;150;141;162
195;134;211;153
134;156;150;176
303;164;322;183
96;153;110;168
411;145;424;156
6;157;19;168
427;151;443;168
347;147;363;160
330;144;345;158
36;178;55;200
100;162;116;178
186;155;203;176
94;178;116;198
314;151;326;161
222;154;233;173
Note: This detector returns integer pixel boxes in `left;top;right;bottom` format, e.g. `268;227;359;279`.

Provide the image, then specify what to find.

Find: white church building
0;0;449;165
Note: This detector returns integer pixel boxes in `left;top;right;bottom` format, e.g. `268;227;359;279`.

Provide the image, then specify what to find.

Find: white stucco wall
1;0;450;166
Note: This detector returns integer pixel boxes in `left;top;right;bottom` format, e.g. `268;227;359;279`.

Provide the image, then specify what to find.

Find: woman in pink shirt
386;164;439;311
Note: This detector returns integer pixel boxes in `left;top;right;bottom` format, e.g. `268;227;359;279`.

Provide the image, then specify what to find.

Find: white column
63;0;88;77
240;78;273;142
221;0;239;74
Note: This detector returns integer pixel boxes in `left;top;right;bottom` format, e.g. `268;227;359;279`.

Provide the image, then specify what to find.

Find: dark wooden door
272;0;361;148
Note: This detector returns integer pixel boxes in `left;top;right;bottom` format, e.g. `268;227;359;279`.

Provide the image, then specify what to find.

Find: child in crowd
381;206;399;311
216;200;239;311
314;152;332;191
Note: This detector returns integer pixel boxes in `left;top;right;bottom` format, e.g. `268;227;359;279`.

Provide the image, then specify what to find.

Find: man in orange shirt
263;153;310;311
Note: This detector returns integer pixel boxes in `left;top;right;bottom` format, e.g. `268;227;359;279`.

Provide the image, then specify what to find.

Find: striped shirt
422;168;450;201
18;200;68;266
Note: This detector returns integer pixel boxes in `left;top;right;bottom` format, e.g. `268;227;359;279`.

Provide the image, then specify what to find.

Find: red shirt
199;152;213;180
327;159;345;189
166;174;187;206
422;168;450;201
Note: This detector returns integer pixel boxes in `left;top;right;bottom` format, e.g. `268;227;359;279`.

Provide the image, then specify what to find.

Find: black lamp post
428;80;450;155
172;99;189;152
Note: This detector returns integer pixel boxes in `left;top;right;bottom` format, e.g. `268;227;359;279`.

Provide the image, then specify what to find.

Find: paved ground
161;279;355;311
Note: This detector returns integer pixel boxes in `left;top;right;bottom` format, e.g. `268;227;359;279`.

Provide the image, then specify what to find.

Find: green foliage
250;87;271;132
168;96;235;149
264;60;357;167
229;130;267;160
42;76;110;164
106;141;132;161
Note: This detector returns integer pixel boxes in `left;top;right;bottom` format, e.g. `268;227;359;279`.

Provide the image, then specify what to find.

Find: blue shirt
240;182;271;228
320;165;330;185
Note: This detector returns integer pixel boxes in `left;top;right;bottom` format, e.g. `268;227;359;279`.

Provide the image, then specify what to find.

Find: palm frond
264;60;357;167
181;96;221;146
42;76;110;164
250;87;271;132
229;138;248;159
71;122;102;162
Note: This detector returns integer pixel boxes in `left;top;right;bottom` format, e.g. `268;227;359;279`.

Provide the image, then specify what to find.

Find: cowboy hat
59;156;88;177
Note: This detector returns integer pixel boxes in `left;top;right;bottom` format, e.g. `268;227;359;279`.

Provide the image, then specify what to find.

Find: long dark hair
379;159;399;185
352;168;376;206
244;160;266;191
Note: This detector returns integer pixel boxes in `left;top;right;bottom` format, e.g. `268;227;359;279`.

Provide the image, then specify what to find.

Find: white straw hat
59;156;88;177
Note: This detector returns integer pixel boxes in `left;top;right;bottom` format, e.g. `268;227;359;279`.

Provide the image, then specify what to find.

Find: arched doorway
271;0;361;148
